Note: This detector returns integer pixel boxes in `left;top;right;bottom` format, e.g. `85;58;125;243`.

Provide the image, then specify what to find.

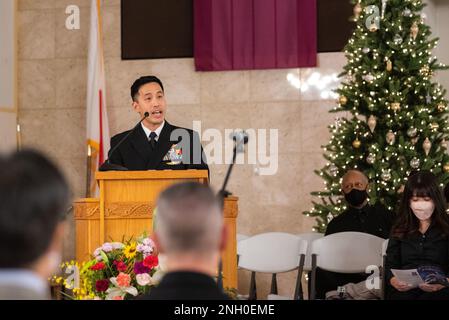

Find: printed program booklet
392;266;449;288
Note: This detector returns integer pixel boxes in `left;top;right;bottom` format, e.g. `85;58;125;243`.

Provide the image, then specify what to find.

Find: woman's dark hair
0;149;70;268
392;170;449;239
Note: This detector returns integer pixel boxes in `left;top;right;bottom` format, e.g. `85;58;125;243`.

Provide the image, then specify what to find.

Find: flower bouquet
53;235;163;300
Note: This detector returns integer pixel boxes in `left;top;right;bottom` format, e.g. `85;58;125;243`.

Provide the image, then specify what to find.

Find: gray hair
156;182;222;254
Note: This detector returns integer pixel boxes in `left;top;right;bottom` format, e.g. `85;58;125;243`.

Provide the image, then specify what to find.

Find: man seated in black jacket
142;182;229;300
314;169;394;299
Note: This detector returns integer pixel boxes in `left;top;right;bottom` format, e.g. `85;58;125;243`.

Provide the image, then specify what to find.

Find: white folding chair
295;232;324;299
298;233;325;272
236;233;250;266
309;232;384;300
237;234;249;243
237;232;307;300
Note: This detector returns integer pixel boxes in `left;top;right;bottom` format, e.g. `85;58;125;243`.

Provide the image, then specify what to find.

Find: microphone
230;130;249;153
99;112;150;171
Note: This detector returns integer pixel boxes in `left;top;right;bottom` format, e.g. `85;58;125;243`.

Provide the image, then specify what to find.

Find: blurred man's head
154;182;226;275
130;75;167;131
341;169;369;208
0;150;69;278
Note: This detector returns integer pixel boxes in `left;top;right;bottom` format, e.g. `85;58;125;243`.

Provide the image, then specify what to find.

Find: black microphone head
144;112;150;118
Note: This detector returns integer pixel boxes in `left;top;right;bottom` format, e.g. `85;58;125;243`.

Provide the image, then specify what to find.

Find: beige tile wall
18;0;347;299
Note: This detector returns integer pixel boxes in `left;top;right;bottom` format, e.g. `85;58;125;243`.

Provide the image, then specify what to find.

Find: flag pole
86;144;92;198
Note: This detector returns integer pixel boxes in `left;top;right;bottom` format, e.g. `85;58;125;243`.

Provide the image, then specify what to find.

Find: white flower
93;248;103;261
151;269;165;285
105;277;138;300
136;273;152;286
142;238;155;247
101;242;113;252
111;242;124;250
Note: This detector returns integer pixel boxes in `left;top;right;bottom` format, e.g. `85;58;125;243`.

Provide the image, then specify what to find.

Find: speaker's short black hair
130;75;164;102
0;149;70;268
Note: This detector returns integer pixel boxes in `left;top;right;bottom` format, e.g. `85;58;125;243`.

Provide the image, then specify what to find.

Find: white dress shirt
141;121;165;142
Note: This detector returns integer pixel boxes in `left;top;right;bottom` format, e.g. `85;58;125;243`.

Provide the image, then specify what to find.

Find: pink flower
112;296;124;300
116;273;131;288
142;238;155;247
101;242;113;252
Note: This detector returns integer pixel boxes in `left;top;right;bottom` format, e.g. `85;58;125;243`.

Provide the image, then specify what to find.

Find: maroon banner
194;0;317;71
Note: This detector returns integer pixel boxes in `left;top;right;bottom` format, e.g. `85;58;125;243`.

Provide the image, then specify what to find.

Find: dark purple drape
194;0;317;71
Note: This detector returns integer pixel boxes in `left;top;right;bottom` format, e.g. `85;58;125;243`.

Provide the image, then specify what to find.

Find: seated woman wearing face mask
385;170;449;300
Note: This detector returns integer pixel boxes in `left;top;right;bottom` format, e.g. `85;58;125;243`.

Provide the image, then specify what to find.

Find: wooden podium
73;170;238;289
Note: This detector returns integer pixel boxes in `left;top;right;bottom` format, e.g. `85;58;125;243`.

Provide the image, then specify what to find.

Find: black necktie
149;132;157;149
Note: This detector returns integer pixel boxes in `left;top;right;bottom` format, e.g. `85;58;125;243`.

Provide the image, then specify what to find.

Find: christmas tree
304;0;449;233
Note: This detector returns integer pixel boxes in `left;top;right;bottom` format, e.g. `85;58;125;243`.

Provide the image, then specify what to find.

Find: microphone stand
99;112;149;171
216;132;247;291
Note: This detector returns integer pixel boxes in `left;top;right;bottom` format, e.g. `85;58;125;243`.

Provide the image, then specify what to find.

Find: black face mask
344;189;368;207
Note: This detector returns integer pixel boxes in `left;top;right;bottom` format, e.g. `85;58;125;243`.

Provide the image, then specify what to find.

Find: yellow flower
124;242;137;259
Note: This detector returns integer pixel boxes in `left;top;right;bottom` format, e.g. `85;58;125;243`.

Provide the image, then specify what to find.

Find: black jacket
108;121;208;171
141;271;230;300
385;224;449;283
325;203;394;238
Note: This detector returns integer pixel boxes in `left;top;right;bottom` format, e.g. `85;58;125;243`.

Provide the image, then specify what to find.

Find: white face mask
410;200;435;221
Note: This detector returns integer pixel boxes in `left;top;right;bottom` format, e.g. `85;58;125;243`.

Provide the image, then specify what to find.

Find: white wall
0;0;17;152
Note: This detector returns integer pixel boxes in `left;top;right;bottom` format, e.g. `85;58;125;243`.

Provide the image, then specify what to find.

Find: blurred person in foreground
142;182;229;300
0;150;69;300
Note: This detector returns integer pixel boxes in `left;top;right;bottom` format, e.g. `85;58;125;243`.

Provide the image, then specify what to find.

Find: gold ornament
390;102;401;112
444;163;449;173
386;59;393;72
410;21;419;40
430;122;439;130
423;137;432;156
367;115;377;133
354;3;363;19
386;130;396;145
438;103;446;112
352;138;361;149
339;95;348;106
397;185;405;194
441;139;448;149
420;65;431;77
411;136;419;145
